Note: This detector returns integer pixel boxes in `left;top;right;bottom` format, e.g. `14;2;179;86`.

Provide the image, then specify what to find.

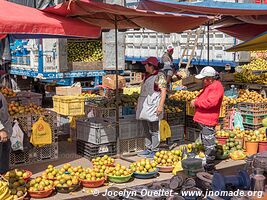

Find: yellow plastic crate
123;87;141;95
53;96;85;116
186;101;225;118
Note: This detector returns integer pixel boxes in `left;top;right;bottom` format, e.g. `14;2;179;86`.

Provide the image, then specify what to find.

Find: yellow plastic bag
69;116;76;129
160;120;171;142
30;117;52;146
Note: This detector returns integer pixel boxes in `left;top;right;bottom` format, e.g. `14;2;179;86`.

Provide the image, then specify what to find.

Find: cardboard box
56;86;82;96
102;75;126;90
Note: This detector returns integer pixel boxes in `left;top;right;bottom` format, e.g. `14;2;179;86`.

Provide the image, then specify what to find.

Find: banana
0;187;10;200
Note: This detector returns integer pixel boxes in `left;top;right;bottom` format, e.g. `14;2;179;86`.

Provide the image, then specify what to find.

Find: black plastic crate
164;112;185;126
76;140;117;159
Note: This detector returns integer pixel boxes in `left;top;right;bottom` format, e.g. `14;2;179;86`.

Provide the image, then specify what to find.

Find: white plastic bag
11;120;24;151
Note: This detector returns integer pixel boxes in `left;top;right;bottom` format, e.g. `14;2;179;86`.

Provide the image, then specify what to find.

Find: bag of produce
30;117;52;146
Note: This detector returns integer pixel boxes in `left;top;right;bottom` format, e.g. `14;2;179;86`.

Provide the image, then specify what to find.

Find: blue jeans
142;121;160;152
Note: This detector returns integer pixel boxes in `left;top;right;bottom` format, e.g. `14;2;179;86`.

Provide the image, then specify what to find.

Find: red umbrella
0;0;100;38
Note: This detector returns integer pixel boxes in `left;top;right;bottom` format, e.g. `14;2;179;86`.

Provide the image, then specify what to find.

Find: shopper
190;66;224;173
0;92;12;174
136;57;167;158
161;45;174;88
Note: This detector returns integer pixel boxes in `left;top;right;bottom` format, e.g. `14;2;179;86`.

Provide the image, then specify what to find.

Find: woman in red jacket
191;66;224;174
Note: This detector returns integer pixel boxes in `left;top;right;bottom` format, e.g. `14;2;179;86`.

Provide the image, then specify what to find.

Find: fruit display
1;169;28;200
216;127;245;139
129;159;158;174
1;87;16;97
53;174;79;188
78;167;106;181
105;164;132;177
8;102;44;116
80;93;101;98
229;150;247;160
0;178;26;200
170;90;201;101
27;177;54;192
164;105;182;113
244;129;267;142
91;155;115;166
216;144;229;160
236;58;267;71
234;69;267;85
237;90;267;103
100;93;139;108
153;150;180;167
263;118;267;127
222;96;237;106
67;40;103;62
225;133;243;152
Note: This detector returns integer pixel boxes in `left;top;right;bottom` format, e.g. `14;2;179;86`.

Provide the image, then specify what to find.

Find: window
216;54;223;59
181;34;187;38
135;34;141;38
127;45;133;49
143;35;148;38
215;34;224;38
127;34;133;38
142;46;148;49
214;46;223;50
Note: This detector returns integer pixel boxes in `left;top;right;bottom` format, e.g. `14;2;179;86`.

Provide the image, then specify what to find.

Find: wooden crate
220;73;234;82
68;61;103;71
182;76;202;86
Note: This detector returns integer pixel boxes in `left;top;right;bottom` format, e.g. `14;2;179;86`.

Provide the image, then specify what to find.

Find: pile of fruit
170;90;201;101
237;90;267;103
244;129;267;142
224;133;243;152
129;159;158;173
80;93;101;98
78;167;106;181
53;174;79;188
8;102;44;116
27;177;54;192
1;169;28;200
67;40;103;62
229;150;247;160
216;127;245;139
164;105;182;114
105;164;132;177
153;150;180;167
236;58;267;71
234;69;267;85
222;96;237;106
91;155;115;166
0;87;16;97
101;93;139;108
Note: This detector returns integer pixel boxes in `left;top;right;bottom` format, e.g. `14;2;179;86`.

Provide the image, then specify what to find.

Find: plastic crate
10;149;34;167
164;112;185;126
17;91;43;106
53;96;85;116
186;127;201;142
169;125;184;143
122;106;136;116
239;103;267;115
76;118;116;144
186;101;225;118
119;137;145;155
244;124;263;130
185;116;199;129
76;140;117;159
119;118;144;140
36;143;58;162
242;114;267;125
85;105;116;118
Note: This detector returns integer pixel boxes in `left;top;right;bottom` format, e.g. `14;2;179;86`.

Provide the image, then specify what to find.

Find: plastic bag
30;117;52;146
160;120;171;142
234;111;244;131
11;120;24;151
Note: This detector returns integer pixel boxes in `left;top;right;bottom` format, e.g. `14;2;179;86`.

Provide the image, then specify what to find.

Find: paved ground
19;141;249;200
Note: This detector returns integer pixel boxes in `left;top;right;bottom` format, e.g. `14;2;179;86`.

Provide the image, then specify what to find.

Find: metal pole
115;16;120;156
207;22;210;66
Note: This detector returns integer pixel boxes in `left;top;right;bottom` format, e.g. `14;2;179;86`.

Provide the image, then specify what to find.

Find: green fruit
262;118;267;127
236;145;242;150
229;142;235;148
229;133;235;138
229;138;235;142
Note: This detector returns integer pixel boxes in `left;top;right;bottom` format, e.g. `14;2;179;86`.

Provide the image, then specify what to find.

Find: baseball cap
141;57;159;67
195;66;217;79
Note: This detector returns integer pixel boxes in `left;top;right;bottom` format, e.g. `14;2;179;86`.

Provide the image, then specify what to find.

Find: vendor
136;57;167;158
161;45;175;88
190;66;224;174
0;92;12;174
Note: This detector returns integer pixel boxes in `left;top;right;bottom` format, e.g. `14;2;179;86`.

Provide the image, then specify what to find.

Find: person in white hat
191;66;224;174
160;45;175;88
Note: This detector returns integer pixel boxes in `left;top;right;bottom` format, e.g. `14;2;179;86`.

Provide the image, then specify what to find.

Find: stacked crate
164;101;185;144
10;110;58;167
185;116;201;142
239;103;267;130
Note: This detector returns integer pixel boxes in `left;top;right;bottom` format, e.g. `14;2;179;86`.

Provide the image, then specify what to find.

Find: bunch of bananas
0;179;22;200
234;69;267;85
236;58;267;71
67;40;103;62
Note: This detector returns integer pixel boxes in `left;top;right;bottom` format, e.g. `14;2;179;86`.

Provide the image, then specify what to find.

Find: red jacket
193;80;224;126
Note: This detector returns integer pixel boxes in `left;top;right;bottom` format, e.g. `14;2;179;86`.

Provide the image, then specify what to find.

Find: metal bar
207;22;210;65
115;15;120;157
38;39;44;74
